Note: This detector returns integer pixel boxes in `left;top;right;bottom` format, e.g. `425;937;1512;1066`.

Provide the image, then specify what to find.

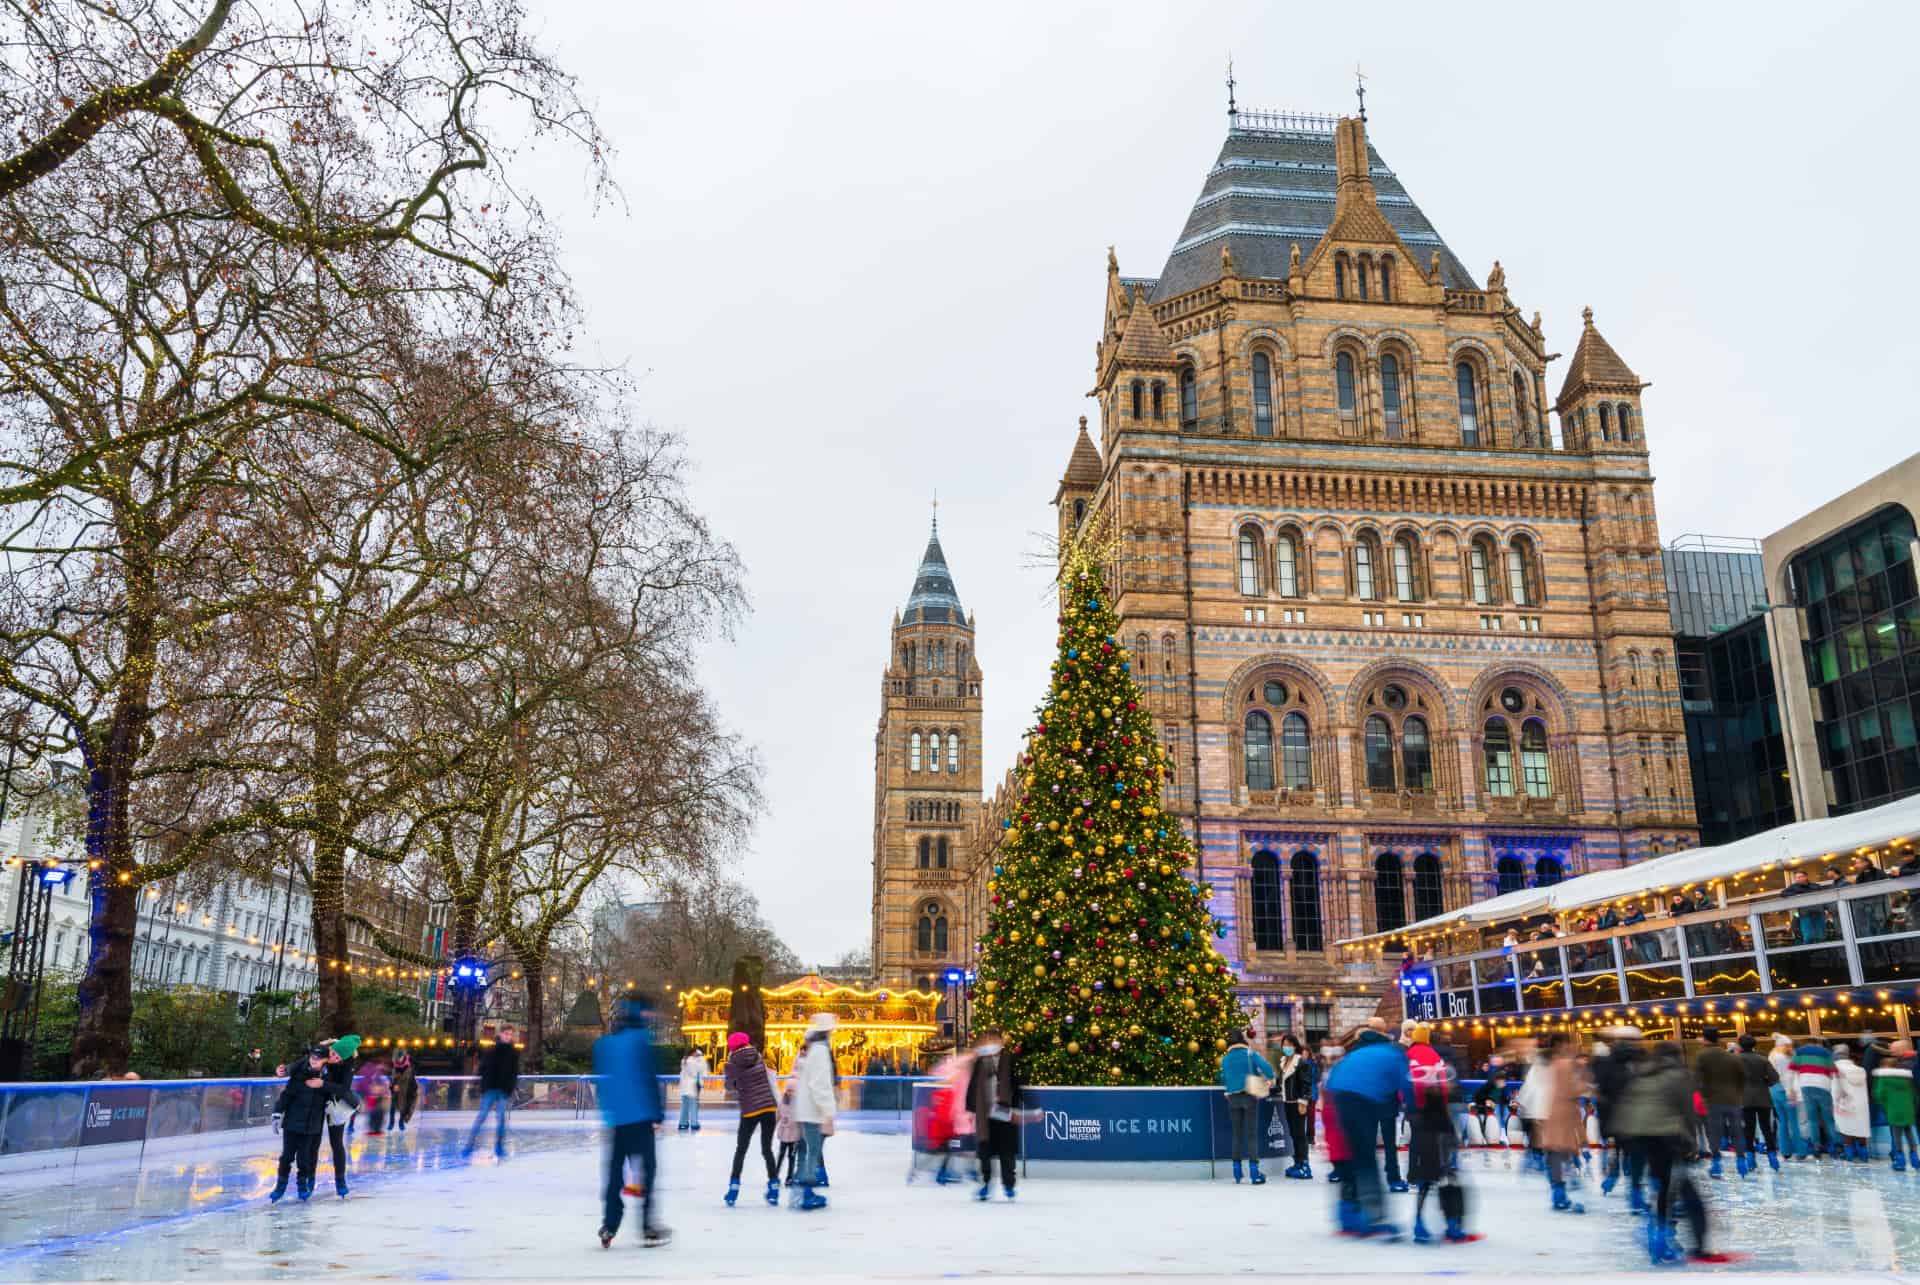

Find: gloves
271;1113;283;1134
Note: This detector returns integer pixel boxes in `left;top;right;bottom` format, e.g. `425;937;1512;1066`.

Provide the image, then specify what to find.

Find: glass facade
1789;505;1920;814
1665;540;1792;843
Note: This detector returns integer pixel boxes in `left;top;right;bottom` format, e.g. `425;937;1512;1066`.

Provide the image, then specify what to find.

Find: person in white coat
677;1048;709;1133
1832;1044;1871;1161
1767;1034;1804;1160
789;1013;838;1211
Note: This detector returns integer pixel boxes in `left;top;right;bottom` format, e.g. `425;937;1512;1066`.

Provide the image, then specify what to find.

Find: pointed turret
1555;306;1649;453
901;516;967;627
1053;416;1103;544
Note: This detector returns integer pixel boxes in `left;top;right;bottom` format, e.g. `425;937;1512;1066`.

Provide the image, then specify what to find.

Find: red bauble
1094;937;1106;948
1126;701;1137;711
1122;868;1134;878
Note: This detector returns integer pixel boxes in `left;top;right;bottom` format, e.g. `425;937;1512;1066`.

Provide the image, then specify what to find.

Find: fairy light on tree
973;534;1245;1085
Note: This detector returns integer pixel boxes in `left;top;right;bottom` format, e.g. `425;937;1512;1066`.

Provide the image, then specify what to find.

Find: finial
1354;62;1368;122
931;489;939;534
1226;54;1237;117
1582;305;1595;328
1078;415;1088;432
1290;242;1302;269
1429;249;1441;282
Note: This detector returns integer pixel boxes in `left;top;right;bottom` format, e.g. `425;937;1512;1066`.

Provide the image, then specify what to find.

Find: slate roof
902;520;968;627
1556;306;1641;405
1060;422;1103;491
1152;118;1478;301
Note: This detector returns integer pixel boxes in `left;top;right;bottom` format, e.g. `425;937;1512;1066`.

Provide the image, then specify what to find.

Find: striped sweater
1790;1043;1837;1087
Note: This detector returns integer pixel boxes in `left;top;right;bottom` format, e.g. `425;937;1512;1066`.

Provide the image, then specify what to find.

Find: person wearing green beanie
331;1035;363;1060
320;1035;362;1197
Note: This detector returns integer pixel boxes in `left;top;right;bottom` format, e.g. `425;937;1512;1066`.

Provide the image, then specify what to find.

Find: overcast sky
517;1;1920;964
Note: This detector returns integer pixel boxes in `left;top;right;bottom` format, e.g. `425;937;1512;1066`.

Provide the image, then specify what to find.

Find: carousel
676;973;942;1072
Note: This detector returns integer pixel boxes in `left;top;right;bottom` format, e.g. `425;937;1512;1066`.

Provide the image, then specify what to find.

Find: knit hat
308;1043;332;1060
1408;1024;1432;1045
727;1032;751;1052
330;1035;362;1059
1773;1033;1794;1047
807;1012;838;1035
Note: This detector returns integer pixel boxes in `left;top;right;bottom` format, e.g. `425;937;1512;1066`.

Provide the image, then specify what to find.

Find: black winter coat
276;1066;336;1135
479;1040;520;1094
1591;1045;1640;1133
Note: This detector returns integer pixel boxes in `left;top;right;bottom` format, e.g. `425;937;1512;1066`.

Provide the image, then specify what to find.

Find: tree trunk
522;969;545;1069
310;833;354;1038
69;688;149;1076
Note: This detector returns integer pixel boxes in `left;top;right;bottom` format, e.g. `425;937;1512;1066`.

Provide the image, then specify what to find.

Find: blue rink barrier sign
1019;1087;1289;1162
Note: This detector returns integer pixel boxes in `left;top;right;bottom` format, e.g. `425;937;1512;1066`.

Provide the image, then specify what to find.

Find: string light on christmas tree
972;533;1245;1085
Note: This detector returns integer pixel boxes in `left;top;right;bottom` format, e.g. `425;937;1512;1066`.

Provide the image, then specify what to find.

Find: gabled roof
1153;112;1475;301
1556;306;1641;407
1114;285;1175;365
1055;419;1103;504
901;519;967;628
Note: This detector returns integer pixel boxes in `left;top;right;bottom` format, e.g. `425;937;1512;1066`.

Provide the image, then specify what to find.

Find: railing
0;1074;931;1164
1407;873;1920;1028
1229;109;1338;136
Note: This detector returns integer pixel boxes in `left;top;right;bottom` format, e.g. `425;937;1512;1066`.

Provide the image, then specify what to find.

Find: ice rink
10;1115;1920;1280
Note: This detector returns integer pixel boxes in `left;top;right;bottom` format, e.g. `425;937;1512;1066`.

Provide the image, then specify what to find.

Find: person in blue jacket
1218;1029;1278;1184
594;996;669;1248
1325;1020;1414;1239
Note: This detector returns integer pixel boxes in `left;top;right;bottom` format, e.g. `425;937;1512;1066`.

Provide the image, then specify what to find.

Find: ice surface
9;1118;1920;1280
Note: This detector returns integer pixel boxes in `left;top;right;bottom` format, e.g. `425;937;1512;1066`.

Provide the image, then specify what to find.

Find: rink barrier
0;1073;929;1169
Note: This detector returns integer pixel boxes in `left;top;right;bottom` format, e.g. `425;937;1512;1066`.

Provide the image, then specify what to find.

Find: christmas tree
973;537;1245;1085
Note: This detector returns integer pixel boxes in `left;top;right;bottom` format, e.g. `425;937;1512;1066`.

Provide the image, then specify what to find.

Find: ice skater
1537;1032;1587;1213
969;1026;1022;1201
268;1045;337;1203
321;1035;361;1197
1833;1042;1870;1161
387;1050;418;1132
678;1046;709;1133
464;1027;520;1159
1218;1028;1276;1184
721;1031;781;1206
595;996;668;1248
789;1012;837;1211
1325;1022;1410;1239
1276;1033;1315;1180
1620;1042;1736;1264
1405;1023;1476;1244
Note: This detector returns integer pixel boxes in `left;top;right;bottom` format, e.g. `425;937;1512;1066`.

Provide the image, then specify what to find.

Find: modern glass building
1785;506;1920;813
1666;537;1793;844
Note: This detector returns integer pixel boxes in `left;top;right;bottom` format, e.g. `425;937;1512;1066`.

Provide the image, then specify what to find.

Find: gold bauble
1047;820;1060;832
983;980;997;992
1078;986;1092;998
1088;1023;1103;1036
1159;864;1172;876
1183;998;1196;1011
1186;1040;1200;1053
1109;1065;1122;1077
1072;740;1083;751
1128;1024;1142;1037
1032;965;1047;977
1009;931;1021;942
1052;1034;1062;1045
1215;1038;1228;1052
1067;1041;1081;1054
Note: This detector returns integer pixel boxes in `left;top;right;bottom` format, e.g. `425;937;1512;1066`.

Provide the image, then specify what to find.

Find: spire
902;512;966;628
1054;416;1104;505
1555;305;1642;407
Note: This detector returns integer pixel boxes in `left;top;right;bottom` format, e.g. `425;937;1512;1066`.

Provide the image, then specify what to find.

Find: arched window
1483;718;1515;797
1598;403;1613;442
917;903;948;954
948;733;960;773
1162;633;1175;675
1495;855;1527;895
1391;535;1417;602
1152;381;1165;419
1535;855;1565;887
1073;498;1087;525
1237;526;1264;596
1520;719;1552;798
1357;257;1371;300
1290;852;1324;951
936;836;950;869
909;732;921;772
1506;539;1534;606
1374;852;1406;932
1615;402;1632;441
1402;716;1433;792
1379;257;1394;302
1275;533;1301;598
1412;853;1444;921
1244;711;1275;791
1456;362;1481;445
1252;352;1276;437
1353;533;1380;600
1364;714;1396;790
1469;537;1495;605
1179;365;1198;427
1281;713;1313;789
917;837;931;869
1250;852;1285;951
1335;351;1358;419
1381;353;1404;439
927;732;942;772
1334;255;1348;300
1512;371;1533;445
1130;379;1143;418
